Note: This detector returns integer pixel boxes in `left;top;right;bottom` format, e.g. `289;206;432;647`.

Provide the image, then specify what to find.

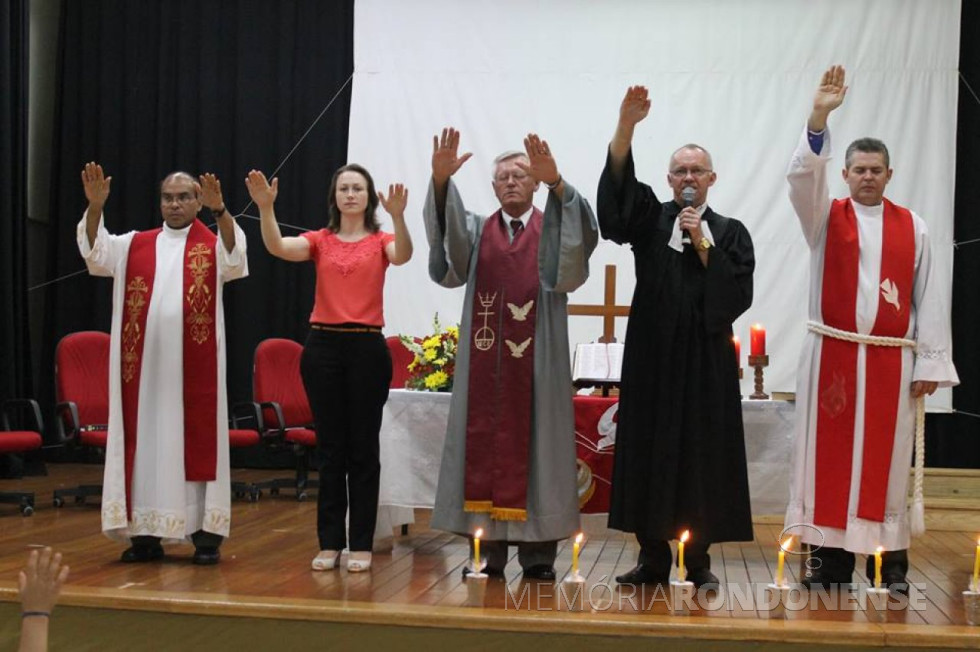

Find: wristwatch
697;237;712;251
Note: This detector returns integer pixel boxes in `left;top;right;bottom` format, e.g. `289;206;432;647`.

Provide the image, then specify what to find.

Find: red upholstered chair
53;331;110;508
387;336;415;389
0;399;45;516
229;402;264;502
252;338;318;500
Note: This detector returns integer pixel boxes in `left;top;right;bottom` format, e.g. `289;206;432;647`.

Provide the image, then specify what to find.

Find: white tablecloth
376;390;796;537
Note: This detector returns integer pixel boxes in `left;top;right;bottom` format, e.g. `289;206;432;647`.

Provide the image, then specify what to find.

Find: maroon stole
121;219;219;517
463;210;542;521
813;198;914;529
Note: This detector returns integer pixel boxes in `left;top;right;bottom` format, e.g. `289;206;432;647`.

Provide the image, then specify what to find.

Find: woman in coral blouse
246;164;412;572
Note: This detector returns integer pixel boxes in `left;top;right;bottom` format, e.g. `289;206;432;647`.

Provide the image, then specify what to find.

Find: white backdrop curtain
347;0;960;410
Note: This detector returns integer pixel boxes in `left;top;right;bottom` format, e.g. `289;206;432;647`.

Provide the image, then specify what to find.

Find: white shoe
311;550;342;571
347;551;372;572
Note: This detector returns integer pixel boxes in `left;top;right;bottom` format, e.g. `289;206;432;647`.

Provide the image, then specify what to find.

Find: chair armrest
231;401;264;431
1;398;45;433
257;401;286;440
54;400;81;443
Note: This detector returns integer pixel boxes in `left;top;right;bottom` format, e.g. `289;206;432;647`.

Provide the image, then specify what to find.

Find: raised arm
245;170;310;262
81;162;112;247
787;66;847;247
379;183;413;265
198;173;236;254
516;133;563;196
608;86;651;182
430;127;473;218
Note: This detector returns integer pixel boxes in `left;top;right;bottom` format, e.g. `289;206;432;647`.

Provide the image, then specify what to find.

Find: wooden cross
568;264;631;343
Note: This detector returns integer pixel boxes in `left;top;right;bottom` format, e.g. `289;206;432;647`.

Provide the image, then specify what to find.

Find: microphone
681;186;696;244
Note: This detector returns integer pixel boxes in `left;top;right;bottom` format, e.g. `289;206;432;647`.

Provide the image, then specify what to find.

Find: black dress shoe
193;546;221;565
615;564;668;585
881;573;910;596
522;564;556;581
801;568;851;590
686;568;720;590
462;565;504;579
120;544;164;563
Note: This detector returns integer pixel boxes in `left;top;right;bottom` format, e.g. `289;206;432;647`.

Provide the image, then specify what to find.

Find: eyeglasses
669;168;712;179
493;172;530;184
160;192;197;205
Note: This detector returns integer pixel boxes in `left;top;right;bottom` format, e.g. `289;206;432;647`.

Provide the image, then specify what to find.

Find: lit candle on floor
732;336;741;367
750;323;766;356
678;530;690;583
973;538;980;592
874;546;883;589
572;532;583;575
776;536;792;587
474;528;482;572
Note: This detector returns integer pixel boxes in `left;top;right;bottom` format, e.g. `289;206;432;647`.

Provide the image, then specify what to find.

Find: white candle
474;528;483;571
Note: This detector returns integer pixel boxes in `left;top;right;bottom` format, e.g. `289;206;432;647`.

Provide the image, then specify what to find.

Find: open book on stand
572;342;624;383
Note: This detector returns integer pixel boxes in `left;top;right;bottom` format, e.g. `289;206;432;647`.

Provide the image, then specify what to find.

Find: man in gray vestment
424;127;598;580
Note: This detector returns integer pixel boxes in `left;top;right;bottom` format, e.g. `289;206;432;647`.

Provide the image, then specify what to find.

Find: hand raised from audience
81;162;112;207
19;547;69;614
245;170;279;210
378;183;408;218
431;127;472;184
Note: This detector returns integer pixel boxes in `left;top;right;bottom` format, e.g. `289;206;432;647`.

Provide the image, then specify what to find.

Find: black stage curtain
40;0;354;425
935;0;980;468
1;0;32;402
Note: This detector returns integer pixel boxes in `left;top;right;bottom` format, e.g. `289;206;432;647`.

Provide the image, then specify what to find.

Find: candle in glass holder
572;532;583;575
473;528;483;571
732;336;741;366
874;546;883;589
750;323;766;356
678;530;690;582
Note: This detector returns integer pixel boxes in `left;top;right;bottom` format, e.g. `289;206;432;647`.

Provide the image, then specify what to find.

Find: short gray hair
668;144;713;171
491;150;528;179
845;138;890;169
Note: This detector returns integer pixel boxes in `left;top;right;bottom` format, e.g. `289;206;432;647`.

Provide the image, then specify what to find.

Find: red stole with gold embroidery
121;219;219;516
463;210;541;522
813;198;914;529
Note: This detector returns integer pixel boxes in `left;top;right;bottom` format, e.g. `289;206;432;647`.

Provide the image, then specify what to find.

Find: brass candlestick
748;354;769;400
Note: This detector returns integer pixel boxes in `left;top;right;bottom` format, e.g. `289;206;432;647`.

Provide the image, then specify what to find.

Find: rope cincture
806;320;926;537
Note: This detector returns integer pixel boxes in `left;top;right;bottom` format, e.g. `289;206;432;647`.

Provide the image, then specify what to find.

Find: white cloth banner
349;0;959;410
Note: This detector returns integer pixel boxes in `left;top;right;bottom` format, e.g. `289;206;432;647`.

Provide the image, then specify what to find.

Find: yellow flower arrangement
399;314;459;392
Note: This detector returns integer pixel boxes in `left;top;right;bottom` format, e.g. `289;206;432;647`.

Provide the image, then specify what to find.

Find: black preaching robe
597;149;754;543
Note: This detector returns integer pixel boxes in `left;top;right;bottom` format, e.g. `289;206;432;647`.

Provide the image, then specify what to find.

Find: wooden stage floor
1;464;978;650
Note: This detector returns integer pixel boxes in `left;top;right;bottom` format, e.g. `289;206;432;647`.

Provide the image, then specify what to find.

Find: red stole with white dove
121;219;219;517
463;209;542;522
813;198;914;529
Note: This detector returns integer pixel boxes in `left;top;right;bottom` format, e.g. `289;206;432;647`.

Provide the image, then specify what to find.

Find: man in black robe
597;86;755;588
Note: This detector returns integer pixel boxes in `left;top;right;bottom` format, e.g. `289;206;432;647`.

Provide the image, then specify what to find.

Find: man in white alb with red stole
78;163;248;565
785;67;958;592
424;129;597;580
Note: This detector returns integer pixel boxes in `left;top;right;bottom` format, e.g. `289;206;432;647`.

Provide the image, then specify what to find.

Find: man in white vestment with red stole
78;163;248;565
784;67;958;592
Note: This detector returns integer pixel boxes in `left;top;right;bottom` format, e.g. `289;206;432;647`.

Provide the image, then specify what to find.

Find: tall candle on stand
678;530;690;582
473;528;483;571
733;336;741;366
750;324;766;356
776;537;792;587
572;532;583;576
874;546;883;589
